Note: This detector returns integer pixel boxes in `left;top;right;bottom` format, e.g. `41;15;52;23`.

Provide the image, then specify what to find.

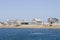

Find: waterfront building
32;18;42;25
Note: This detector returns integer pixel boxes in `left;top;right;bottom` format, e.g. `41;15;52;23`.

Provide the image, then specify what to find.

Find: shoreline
0;25;60;29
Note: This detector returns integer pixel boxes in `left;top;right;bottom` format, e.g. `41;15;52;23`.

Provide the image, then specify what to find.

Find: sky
0;0;60;21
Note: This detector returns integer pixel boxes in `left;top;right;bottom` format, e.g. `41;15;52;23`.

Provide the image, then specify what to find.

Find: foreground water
0;28;60;40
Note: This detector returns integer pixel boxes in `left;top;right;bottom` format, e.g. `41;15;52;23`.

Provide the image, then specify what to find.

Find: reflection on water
0;28;60;40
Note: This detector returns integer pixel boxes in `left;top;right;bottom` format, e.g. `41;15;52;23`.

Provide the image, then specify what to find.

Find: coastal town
0;17;60;28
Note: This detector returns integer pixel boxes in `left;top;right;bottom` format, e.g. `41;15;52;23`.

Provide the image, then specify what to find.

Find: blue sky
0;0;60;21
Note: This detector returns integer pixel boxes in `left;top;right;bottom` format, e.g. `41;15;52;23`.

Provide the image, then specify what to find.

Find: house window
21;22;29;25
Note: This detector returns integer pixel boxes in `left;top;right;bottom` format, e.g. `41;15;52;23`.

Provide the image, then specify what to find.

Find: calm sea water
0;28;60;40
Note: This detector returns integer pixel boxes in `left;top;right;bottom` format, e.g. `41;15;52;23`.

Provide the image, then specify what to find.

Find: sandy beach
0;24;60;29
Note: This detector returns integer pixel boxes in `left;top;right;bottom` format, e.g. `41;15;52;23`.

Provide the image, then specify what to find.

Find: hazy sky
0;0;60;21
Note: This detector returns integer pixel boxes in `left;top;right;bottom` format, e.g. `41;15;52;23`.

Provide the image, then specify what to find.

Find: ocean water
0;28;60;40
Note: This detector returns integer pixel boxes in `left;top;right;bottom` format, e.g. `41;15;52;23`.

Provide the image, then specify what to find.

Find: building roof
32;18;42;21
